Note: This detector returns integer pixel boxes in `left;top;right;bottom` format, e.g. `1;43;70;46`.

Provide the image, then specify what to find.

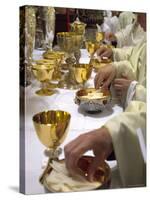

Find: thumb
88;155;105;182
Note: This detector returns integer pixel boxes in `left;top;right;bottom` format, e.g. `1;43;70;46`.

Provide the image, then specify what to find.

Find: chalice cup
69;64;92;89
33;110;71;184
32;63;57;96
96;32;105;43
57;32;83;67
43;50;66;80
85;40;99;59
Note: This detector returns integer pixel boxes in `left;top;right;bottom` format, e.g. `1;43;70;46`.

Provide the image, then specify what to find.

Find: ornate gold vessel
75;88;111;113
57;32;83;66
70;18;87;35
33;110;71;184
32;62;58;96
58;63;92;89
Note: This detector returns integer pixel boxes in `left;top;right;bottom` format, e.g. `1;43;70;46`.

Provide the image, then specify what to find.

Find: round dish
43;156;111;192
75;88;111;113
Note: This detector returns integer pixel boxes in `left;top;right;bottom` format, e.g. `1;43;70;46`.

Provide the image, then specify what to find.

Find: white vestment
104;101;146;187
103;37;146;187
112;36;146;104
115;22;146;48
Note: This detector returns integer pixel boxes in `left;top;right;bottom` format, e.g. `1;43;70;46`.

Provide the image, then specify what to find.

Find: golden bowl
69;63;92;85
75;88;111;112
32;64;54;82
43;50;65;62
43;156;111;192
57;32;83;53
32;110;71;149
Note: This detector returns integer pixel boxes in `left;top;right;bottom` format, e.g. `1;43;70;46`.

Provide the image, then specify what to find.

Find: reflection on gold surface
90;57;112;72
33;110;71;184
58;63;92;89
75;88;111;112
96;32;104;42
33;110;71;149
85;41;99;57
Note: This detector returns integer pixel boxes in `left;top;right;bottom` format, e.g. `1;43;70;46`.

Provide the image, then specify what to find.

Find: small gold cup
32;63;57;96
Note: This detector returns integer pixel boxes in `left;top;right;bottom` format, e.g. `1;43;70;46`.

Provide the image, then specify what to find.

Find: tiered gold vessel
57;32;83;66
70;18;86;36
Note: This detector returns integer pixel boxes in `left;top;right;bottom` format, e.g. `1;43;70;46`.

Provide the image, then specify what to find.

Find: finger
114;84;122;90
88;155;105;182
66;144;90;177
96;47;106;57
100;51;109;59
116;90;122;97
114;78;125;84
102;73;114;89
94;74;104;89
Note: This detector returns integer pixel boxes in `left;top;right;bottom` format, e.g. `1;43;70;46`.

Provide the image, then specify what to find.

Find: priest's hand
114;75;132;98
105;32;117;43
94;64;116;89
64;127;113;182
96;46;113;59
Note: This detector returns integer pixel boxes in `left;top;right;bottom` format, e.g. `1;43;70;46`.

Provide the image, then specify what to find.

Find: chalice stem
39;157;55;184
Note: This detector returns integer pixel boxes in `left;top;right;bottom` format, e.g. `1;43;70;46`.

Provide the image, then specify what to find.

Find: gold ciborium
32;110;71;184
58;63;92;89
70;18;86;36
57;32;83;66
32;62;57;96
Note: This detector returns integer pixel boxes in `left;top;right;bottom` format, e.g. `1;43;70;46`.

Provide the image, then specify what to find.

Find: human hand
113;75;132;98
94;64;116;89
64;127;113;182
96;46;113;59
105;32;117;42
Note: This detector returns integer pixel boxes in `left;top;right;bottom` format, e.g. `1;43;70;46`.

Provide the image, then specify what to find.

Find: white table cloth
23;49;123;194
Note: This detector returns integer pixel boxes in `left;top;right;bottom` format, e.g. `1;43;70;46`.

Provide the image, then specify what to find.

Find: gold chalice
33;110;71;184
96;32;105;43
57;32;83;66
32;62;57;96
85;40;99;58
43;50;66;80
58;63;92;89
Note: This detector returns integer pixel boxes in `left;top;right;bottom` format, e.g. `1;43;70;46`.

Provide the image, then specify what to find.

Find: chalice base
35;88;57;96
